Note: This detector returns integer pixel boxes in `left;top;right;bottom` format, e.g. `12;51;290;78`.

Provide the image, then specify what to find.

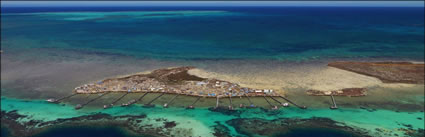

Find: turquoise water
2;7;424;61
1;96;423;137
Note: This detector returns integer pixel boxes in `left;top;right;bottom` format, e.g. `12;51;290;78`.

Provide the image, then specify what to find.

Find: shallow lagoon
1;96;423;137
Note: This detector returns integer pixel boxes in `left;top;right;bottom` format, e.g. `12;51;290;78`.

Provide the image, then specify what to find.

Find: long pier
215;96;220;109
75;92;110;110
228;95;233;110
263;96;278;110
187;96;201;109
47;93;78;103
144;92;165;107
268;95;287;107
330;95;338;109
104;92;129;109
53;90;310;110
245;94;256;108
279;95;307;109
122;92;149;107
164;94;179;108
238;96;244;108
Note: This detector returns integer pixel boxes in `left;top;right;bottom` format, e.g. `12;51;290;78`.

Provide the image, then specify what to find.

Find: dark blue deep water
1;127;11;137
30;126;151;137
1;7;424;61
274;127;360;137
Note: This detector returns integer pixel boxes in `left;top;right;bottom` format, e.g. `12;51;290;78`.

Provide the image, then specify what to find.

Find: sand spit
189;66;383;92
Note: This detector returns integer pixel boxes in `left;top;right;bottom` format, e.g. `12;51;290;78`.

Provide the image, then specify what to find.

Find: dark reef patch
1;110;30;137
163;121;177;128
212;121;232;137
30;125;151;137
274;127;362;137
226;117;370;137
1;110;170;137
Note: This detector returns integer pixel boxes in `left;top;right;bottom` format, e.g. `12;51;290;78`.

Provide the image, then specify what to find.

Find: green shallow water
1;96;423;137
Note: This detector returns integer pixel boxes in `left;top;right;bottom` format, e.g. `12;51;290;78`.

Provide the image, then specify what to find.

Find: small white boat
46;98;57;103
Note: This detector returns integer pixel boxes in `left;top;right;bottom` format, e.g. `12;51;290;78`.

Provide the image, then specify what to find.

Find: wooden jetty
187;96;201;109
75;92;110;110
263;96;278;110
46;93;78;103
244;94;256;108
330;95;338;109
269;96;289;107
163;94;179;108
104;92;129;109
215;96;220;109
239;96;245;108
228;95;234;110
122;92;149;107
279;95;307;109
144;92;166;107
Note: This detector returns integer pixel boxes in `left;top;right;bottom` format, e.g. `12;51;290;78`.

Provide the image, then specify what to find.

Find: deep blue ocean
1;7;424;61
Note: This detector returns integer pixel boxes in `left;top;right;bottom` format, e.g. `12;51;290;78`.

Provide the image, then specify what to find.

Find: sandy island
73;66;280;98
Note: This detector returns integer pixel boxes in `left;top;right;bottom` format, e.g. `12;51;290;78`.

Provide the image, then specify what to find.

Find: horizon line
2;1;424;7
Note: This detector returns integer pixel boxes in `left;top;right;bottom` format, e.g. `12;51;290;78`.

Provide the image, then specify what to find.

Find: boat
46;98;57;103
75;104;83;110
228;105;233;110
